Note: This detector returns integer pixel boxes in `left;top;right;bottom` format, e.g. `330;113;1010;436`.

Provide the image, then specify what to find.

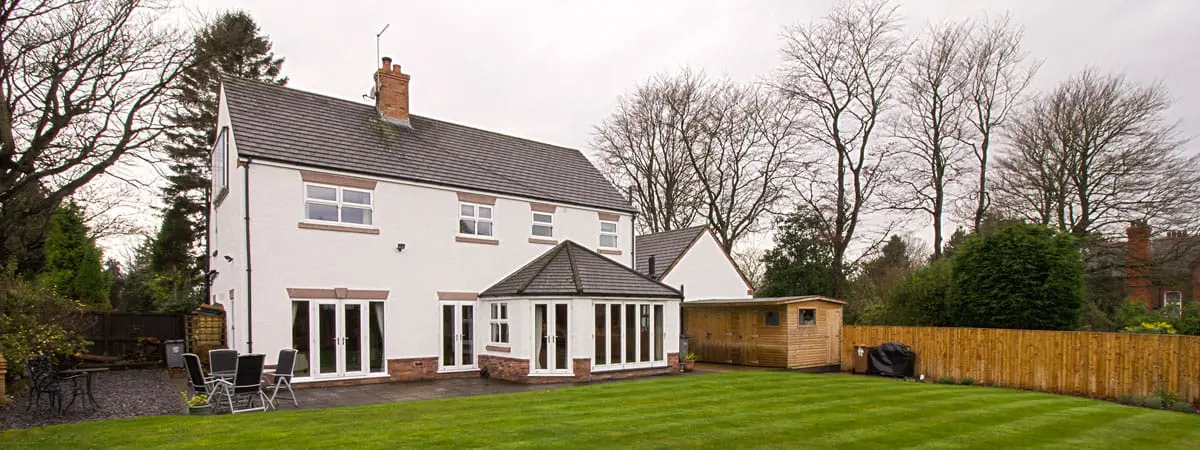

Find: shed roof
681;296;845;307
480;240;683;299
221;77;635;213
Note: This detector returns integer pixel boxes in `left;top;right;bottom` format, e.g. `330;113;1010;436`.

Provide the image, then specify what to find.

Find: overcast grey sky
119;0;1198;256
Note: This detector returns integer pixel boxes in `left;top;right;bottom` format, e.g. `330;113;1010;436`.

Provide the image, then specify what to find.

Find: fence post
0;351;8;405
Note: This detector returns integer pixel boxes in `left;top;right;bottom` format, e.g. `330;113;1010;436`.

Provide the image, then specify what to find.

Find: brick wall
479;353;679;384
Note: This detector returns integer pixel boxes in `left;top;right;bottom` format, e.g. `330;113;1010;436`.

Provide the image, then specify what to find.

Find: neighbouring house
1124;222;1200;311
634;226;754;301
681;296;844;370
207;57;682;385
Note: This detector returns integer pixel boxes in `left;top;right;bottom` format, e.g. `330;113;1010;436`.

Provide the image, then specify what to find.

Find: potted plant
182;392;212;415
682;353;697;372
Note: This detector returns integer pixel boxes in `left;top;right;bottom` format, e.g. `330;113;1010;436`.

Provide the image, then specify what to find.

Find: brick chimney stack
375;56;411;127
1125;221;1153;308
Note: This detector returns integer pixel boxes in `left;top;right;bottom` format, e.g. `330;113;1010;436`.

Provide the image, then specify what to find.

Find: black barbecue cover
867;341;915;378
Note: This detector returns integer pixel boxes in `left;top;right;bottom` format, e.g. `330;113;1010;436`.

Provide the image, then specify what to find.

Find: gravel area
1;369;184;431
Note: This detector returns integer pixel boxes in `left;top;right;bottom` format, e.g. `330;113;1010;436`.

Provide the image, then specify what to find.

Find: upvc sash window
532;212;553;238
304;183;373;225
490;302;509;344
593;301;666;371
460;203;494;237
212;127;229;203
599;220;619;248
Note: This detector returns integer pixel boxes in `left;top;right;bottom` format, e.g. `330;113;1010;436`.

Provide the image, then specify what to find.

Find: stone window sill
597;248;623;255
298;221;380;235
485;345;511;353
456;235;499;245
528;237;558;245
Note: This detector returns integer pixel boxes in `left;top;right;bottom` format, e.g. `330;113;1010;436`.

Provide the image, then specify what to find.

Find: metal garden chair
267;349;299;409
212;354;268;414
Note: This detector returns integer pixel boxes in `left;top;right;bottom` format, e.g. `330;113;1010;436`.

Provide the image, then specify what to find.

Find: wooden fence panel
81;312;185;358
844;325;1200;402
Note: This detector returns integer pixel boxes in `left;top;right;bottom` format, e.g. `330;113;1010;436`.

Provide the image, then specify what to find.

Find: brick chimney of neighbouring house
1125;221;1153;309
375;56;411;127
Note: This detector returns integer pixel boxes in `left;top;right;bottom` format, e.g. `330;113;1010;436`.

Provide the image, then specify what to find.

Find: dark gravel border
1;369;184;431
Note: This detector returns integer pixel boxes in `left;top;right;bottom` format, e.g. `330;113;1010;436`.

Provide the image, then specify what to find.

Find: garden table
57;367;109;410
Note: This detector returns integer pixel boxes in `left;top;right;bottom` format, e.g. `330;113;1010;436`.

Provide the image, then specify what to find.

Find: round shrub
960;377;976;386
951;223;1083;330
935;375;956;385
1143;397;1163;409
1169;402;1195;413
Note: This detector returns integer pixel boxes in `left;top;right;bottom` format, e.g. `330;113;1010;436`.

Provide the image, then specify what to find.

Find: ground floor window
593;300;666;370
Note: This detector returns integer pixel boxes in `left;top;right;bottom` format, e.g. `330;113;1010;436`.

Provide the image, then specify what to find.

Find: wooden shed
682;296;844;370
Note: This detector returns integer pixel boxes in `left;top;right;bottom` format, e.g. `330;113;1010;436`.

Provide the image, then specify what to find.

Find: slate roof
221;77;635;213
480;240;682;299
633;226;707;280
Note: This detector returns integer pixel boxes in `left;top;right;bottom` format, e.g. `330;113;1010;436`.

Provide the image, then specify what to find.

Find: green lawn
3;372;1198;448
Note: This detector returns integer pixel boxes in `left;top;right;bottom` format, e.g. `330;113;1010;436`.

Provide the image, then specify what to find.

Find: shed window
764;310;780;327
798;308;816;326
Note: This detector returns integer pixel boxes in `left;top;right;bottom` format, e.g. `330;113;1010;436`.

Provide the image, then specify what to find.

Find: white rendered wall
661;231;752;301
208;86;250;353
222;162;633;365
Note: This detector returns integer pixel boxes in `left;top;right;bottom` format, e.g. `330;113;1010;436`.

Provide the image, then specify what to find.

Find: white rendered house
207;58;682;385
634;226;755;301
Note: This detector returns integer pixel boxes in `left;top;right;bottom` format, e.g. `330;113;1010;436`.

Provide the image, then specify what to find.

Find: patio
0;369;184;431
2;365;706;430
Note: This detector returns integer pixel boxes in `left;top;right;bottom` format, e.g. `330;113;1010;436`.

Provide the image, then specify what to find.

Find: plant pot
683;361;695;372
188;405;213;416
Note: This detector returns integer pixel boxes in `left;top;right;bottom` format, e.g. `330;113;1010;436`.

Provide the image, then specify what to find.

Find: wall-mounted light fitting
396;243;407;253
223;255;234;263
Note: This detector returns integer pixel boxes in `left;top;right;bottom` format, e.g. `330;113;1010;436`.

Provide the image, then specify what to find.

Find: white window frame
599;220;619;249
489;302;509;345
212;127;229;204
532;212;554;238
303;182;374;226
1164;291;1183;310
592;300;667;372
459;202;495;237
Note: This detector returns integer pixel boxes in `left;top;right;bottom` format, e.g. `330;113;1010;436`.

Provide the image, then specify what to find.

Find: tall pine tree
152;11;286;311
37;202;111;308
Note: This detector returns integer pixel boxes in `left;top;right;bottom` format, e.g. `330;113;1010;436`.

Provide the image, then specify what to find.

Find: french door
532;301;570;374
593;301;665;371
440;301;476;371
305;300;385;379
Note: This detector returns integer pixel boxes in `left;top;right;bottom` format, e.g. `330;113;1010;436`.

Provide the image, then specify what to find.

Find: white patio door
312;300;372;378
440;301;476;371
532;301;570;374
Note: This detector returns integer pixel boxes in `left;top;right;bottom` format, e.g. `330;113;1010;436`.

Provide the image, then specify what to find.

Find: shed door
826;309;842;365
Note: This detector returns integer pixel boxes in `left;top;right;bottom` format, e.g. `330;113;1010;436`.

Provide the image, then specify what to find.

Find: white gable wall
660;231;751;301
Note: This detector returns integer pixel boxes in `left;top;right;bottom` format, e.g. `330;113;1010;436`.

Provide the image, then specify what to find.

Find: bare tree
687;81;799;253
887;20;971;258
960;14;1040;231
0;0;191;258
775;0;906;297
731;246;765;291
593;70;707;234
995;70;1200;239
992;104;1071;227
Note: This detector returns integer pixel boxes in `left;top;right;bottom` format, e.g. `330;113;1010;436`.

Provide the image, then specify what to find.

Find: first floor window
600;220;618;248
1164;291;1183;310
460;203;494;237
305;183;373;225
532;212;553;237
490;302;509;344
594;301;666;369
798;308;816;326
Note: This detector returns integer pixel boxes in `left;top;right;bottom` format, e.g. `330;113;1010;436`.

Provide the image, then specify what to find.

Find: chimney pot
381;56;392;69
392;64;401;72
